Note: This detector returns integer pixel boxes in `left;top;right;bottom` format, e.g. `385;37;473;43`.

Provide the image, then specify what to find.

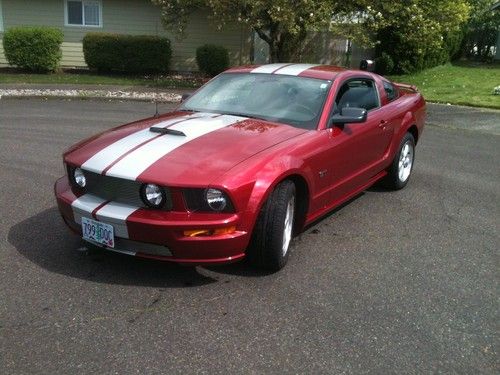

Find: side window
383;81;398;102
334;79;380;113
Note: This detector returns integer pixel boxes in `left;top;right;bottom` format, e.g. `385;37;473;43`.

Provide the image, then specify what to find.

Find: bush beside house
3;27;63;72
196;44;230;76
83;33;172;73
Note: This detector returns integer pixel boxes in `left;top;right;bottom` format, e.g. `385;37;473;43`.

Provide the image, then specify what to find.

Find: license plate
81;217;115;248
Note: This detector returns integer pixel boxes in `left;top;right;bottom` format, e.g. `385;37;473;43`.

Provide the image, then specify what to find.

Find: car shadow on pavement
8;207;217;288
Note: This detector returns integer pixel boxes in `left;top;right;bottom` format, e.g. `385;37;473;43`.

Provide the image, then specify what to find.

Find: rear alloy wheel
384;132;416;190
247;180;296;271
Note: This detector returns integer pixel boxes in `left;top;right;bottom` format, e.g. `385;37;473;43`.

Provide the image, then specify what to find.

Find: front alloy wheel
384;132;416;190
282;195;295;257
247;180;296;271
398;141;414;183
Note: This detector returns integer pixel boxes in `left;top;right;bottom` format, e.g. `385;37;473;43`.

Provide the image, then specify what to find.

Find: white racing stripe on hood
250;63;291;74
81;112;214;174
105;114;247;180
273;64;319;76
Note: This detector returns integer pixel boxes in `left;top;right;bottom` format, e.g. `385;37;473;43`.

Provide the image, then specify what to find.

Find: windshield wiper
150;127;186;136
221;112;268;121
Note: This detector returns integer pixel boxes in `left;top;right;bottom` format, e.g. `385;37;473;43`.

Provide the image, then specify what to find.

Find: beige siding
0;0;251;71
60;41;85;67
0;39;7;65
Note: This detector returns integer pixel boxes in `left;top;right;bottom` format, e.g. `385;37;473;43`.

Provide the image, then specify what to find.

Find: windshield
180;73;332;130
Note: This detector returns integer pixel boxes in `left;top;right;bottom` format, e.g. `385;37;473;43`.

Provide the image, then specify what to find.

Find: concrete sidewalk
0;83;194;103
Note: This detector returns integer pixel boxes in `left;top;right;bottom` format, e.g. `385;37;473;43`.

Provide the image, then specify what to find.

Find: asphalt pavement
0;98;498;374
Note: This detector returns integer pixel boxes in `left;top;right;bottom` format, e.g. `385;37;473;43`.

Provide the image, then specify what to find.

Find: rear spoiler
394;82;419;93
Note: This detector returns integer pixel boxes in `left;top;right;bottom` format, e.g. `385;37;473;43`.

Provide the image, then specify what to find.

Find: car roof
225;63;348;81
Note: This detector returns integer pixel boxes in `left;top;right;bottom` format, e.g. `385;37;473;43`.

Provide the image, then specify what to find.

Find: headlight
206;188;227;211
141;183;165;208
73;167;86;188
183;188;234;213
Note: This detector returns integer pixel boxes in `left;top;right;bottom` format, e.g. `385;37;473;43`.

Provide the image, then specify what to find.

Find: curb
0;89;182;103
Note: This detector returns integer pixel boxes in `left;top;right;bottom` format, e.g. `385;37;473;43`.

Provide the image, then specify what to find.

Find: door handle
378;120;388;129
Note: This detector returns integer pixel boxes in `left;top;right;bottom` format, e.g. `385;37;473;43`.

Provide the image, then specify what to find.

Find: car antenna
153;21;160;118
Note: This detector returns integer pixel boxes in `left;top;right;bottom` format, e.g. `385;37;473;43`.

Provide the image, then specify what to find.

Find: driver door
326;77;393;202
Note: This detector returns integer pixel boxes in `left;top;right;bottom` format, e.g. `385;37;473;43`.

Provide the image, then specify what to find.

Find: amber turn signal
183;226;236;237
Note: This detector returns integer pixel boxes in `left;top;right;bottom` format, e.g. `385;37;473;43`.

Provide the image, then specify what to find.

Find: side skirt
304;170;387;226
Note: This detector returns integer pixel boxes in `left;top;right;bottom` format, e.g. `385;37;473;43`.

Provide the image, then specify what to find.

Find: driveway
0;99;498;374
426;103;500;135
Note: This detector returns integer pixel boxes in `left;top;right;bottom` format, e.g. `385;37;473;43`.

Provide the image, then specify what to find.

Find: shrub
3;26;63;72
374;53;394;75
196;44;230;76
83;33;172;73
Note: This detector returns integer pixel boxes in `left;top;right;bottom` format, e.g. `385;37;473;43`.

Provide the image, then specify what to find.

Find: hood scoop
149;127;186;136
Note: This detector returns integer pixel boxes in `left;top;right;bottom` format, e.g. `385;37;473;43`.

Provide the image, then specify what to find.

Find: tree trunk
254;26;307;63
269;43;280;63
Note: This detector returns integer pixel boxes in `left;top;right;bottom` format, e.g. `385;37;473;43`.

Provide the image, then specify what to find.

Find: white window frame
0;0;4;32
64;0;103;28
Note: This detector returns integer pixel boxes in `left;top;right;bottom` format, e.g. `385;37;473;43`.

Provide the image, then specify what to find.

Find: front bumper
54;177;249;265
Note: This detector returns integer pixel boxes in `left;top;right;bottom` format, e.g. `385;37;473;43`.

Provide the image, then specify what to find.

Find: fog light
73;168;86;188
141;183;165;208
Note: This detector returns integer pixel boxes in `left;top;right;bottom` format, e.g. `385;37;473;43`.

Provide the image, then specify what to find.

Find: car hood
65;111;307;186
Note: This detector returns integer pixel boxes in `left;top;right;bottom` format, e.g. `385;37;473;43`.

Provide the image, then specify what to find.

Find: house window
65;0;102;27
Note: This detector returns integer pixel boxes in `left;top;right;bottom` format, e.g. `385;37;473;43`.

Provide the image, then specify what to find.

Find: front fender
214;153;313;236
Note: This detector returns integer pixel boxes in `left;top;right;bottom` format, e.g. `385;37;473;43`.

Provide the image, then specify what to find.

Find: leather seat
337;86;379;111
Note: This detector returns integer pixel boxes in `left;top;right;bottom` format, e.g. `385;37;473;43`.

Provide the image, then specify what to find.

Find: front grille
83;170;173;210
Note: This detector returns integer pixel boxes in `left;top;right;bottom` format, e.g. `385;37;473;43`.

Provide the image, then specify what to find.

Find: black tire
247;180;296;271
384;132;416;190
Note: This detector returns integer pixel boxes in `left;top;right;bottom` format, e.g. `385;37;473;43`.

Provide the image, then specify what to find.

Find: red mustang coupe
55;63;425;271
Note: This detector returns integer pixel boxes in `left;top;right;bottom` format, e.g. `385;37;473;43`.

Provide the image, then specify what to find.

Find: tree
346;0;471;73
152;0;355;62
462;0;500;60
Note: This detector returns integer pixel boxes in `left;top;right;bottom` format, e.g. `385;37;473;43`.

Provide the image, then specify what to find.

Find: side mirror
181;93;191;103
329;107;367;127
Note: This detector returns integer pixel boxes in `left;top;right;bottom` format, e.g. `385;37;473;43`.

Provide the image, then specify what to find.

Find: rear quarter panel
381;83;426;165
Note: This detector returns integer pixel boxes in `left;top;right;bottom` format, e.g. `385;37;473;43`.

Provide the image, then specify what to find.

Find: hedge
374;53;394;75
196;44;230;77
83;33;172;73
3;26;63;72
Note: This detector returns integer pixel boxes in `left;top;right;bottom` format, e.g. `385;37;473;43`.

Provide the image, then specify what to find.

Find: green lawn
0;69;204;89
389;62;500;109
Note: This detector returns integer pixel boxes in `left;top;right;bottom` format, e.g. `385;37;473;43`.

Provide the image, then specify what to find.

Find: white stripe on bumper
71;194;139;239
71;194;107;225
95;201;138;238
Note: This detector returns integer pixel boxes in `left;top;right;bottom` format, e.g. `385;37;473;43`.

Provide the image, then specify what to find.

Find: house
0;0;252;71
492;1;500;60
